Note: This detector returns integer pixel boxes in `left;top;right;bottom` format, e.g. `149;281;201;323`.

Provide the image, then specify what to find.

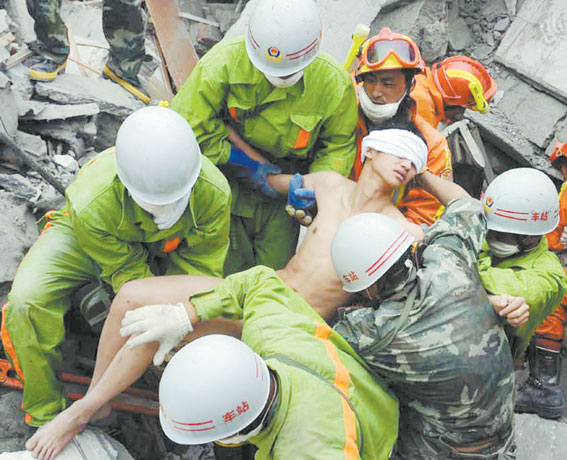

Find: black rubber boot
515;343;564;419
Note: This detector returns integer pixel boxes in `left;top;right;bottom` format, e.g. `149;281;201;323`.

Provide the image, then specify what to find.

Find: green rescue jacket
171;37;357;174
478;236;567;361
64;149;231;292
191;266;398;460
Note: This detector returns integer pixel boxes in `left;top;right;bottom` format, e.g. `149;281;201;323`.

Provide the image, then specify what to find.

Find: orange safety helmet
549;141;567;165
356;27;424;79
431;56;497;113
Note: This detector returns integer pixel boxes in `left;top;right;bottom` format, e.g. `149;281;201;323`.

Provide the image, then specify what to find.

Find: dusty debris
1;1;567;459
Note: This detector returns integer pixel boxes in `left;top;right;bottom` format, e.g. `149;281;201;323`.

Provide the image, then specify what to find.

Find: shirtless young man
25;128;427;460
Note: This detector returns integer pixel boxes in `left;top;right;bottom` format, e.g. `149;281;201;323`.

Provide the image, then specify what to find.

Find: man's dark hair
552;156;567;171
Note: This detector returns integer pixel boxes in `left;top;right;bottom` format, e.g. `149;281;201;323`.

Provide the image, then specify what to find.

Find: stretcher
0;358;158;416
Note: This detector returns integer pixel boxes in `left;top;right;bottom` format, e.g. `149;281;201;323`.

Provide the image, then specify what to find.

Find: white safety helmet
159;335;271;445
482;168;559;235
115;106;202;205
331;213;415;293
245;0;322;77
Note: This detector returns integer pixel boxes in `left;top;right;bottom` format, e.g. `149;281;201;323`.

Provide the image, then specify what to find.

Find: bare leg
90;275;228;388
25;275;239;460
26;276;241;460
26;341;159;460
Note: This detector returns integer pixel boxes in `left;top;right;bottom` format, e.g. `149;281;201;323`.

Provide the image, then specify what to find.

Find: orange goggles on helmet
360;35;421;71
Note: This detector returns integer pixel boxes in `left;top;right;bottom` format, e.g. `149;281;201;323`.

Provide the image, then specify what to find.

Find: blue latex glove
227;146;281;198
285;173;316;226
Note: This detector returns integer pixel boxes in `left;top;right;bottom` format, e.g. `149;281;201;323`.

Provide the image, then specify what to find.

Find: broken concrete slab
5;64;34;101
371;0;449;62
504;0;518;16
5;0;35;44
0;191;38;284
494;17;511;32
224;0;387;65
22;101;99;121
493;72;567;149
14;130;47;158
466;109;554;174
22;116;96;159
0;423;136;459
0;173;41;201
0;390;27;453
54;153;79;172
515;413;567;459
448;17;474;51
495;0;567;104
482;0;508;22
34;73;143;118
0;71;20;137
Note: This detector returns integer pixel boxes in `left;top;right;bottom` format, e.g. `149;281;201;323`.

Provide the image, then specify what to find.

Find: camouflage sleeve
424;197;486;266
333;307;384;356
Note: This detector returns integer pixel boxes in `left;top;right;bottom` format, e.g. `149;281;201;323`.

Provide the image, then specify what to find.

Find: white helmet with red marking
331;213;415;293
245;0;322;77
159;335;270;445
482;168;559;235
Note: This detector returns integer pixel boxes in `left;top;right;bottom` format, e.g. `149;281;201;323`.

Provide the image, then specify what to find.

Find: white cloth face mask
487;239;520;258
264;70;304;88
359;86;405;124
217;422;264;445
131;191;190;230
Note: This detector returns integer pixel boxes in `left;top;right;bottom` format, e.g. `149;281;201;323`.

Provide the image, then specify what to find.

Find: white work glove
120;303;193;366
560;227;567;249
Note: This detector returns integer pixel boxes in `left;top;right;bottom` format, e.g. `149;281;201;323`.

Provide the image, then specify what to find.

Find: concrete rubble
0;0;567;458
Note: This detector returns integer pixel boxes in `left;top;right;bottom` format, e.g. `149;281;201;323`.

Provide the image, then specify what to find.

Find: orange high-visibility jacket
352;106;453;227
536;181;567;344
410;67;446;129
546;182;567;251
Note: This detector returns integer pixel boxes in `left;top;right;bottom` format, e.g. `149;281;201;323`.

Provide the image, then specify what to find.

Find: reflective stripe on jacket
191;266;398;460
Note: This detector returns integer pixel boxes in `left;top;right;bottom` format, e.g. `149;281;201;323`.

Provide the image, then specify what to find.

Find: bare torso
278;171;422;320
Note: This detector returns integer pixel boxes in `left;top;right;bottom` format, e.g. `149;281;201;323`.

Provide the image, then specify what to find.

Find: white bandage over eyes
360;128;428;173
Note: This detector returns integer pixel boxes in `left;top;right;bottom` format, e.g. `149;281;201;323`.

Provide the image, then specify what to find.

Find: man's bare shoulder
306;171;351;190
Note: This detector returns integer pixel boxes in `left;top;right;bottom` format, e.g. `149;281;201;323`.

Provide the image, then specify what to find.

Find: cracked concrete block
448;17;474;51
0;72;19;137
34;74;143;119
6;0;36;43
483;0;508;22
371;0;449;62
14;130;48;158
546;117;567;159
5;64;34;102
54;154;79;172
504;0;518;16
494;17;511;32
0;191;38;284
23;119;94;158
466;109;552;174
515;413;567;459
224;0;387;65
22;102;99;121
0;173;41;201
494;74;567;148
495;0;567;103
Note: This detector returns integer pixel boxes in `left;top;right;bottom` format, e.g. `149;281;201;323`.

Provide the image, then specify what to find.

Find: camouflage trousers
26;0;146;80
391;427;517;460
